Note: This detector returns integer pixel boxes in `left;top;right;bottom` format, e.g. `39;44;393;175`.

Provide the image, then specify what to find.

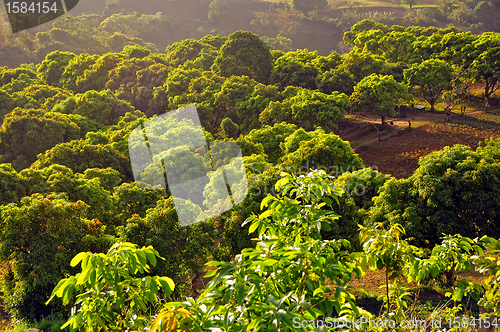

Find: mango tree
369;143;500;249
0;194;114;322
460;34;500;111
350;74;412;125
359;223;416;320
404;59;454;112
260;88;348;131
212;31;273;84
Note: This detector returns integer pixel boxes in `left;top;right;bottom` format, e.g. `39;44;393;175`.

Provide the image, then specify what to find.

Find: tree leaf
76;268;92;286
249;220;260;234
145;252;157;267
70;252;88;267
277;309;294;328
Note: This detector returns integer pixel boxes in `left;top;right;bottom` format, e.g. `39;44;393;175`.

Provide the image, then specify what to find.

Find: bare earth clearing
336;108;500;178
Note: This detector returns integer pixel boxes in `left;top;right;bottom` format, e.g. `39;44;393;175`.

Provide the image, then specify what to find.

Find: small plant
46;242;175;332
473;237;500;313
359;223;417;321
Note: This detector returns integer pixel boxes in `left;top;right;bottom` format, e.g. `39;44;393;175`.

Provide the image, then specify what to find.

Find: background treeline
2;0;500;70
1;23;500;329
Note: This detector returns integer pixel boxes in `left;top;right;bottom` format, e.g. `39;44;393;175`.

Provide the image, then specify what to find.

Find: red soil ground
335;108;500;178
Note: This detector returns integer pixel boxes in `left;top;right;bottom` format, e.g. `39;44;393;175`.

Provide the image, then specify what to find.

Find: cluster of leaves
345;20;500;111
45;242;175;332
369;141;500;249
46;171;500;331
51;170;375;331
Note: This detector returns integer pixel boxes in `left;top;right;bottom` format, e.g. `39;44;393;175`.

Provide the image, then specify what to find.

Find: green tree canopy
213;75;259;129
212;31;273;84
154;66;204;111
0;108;87;169
0;193;114;322
31;138;133;181
60;53;99;92
52;90;134;126
221;117;239;139
75;53;125;92
341;48;387;83
105;57;170;115
343;19;390;46
404;59;454;111
369;143;500;248
13;84;72;112
0;163;26;205
37;50;77;87
199;34;228;49
461;33;500;110
318;67;356;95
379;31;417;63
165;39;216;68
281;128;364;172
156;70;225;132
312;52;343;73
0;89;14;123
19;164;115;225
350;74;413;124
260;88;348;131
1;73;45;94
271;59;319;90
0;67;38;86
121;44;152;59
245;122;297;163
234;83;281;134
111;181;167;224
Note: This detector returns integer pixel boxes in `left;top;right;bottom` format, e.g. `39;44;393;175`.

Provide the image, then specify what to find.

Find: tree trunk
445;106;452;122
445;269;454;287
190;272;202;294
385;273;390;313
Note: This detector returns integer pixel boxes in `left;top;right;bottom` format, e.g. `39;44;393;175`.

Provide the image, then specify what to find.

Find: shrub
0;194;115;323
46;242;174;332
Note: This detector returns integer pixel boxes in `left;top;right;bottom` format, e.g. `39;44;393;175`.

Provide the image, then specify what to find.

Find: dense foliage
46;171;500;332
2;16;500;331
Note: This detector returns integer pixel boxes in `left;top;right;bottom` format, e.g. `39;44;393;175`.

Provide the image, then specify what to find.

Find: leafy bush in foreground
46;242;174;332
